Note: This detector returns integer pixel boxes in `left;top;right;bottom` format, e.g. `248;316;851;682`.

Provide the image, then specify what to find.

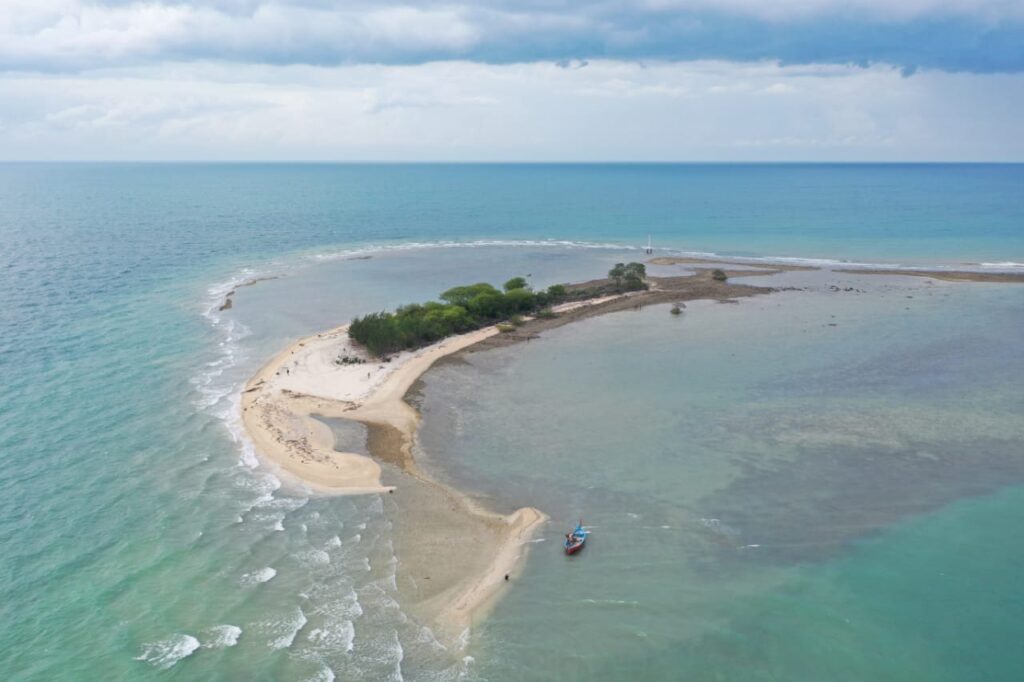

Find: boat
564;520;587;555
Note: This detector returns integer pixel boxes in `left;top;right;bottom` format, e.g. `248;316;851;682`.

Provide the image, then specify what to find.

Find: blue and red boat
564;521;587;555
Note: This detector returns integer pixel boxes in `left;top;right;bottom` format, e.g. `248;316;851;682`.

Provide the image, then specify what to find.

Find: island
239;261;782;640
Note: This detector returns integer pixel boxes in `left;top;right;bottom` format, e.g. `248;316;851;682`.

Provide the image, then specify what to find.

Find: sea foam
201;624;242;648
240;566;277;585
134;634;200;670
265;607;308;650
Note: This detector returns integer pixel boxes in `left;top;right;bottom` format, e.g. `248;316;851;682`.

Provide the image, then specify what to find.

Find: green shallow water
416;273;1024;681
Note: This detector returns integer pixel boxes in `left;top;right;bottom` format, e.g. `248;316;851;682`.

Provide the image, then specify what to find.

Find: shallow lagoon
417;269;1024;681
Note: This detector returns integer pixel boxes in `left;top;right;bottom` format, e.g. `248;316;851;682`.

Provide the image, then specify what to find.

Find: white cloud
0;1;486;69
640;0;1024;22
1;59;1021;160
1;0;1021;72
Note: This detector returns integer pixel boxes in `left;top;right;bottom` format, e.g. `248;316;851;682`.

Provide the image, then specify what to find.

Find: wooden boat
564;520;587;555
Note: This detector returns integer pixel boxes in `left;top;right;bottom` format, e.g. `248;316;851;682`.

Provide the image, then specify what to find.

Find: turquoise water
1;164;1022;680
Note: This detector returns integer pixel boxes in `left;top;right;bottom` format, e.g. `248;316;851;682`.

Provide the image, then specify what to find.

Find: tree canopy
608;262;648;291
349;266;648;356
350;276;568;356
503;276;528;292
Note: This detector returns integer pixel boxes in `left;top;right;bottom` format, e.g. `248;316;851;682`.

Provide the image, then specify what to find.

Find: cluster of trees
348;277;568;356
349;263;651;356
608;262;647;291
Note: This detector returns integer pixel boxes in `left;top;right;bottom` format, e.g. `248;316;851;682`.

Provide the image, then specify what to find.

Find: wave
306;238;639;263
581;598;641;607
266;607;308;650
304;236;1024;274
297;548;332;566
201;624;242;649
978;261;1024;270
134;634;200;670
305;666;336;682
657;249;1024;273
240;566;277;586
307;619;356;654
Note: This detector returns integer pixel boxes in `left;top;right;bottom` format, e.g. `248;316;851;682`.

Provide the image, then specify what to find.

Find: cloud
1;0;1022;73
2;59;1022;160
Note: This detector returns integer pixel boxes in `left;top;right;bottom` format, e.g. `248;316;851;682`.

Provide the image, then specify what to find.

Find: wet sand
648;255;1024;283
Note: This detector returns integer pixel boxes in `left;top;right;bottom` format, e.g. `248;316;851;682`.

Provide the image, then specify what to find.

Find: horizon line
3;160;1023;165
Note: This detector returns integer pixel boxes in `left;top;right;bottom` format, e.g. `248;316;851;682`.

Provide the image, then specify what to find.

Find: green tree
624;262;646;279
609;262;647;291
440;283;500;307
503;276;528;292
467;292;506;318
504;287;536;312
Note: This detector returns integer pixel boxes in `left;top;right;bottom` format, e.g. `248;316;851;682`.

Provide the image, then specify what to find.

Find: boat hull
564;521;587;555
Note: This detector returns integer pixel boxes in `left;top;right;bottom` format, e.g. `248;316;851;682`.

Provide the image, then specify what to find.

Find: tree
467;291;506;318
504;287;536;312
440;283;500;307
609;262;647;291
503;276;528;292
623;262;646;280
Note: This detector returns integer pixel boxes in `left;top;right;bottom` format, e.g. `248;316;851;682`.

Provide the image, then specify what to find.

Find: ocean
0;163;1022;680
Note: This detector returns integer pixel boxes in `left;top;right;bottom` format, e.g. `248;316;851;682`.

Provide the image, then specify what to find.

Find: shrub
711;269;728;282
546;284;567;298
504;276;528;292
497;323;517;333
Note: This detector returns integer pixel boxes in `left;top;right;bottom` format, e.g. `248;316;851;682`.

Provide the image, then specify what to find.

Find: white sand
240;294;624;634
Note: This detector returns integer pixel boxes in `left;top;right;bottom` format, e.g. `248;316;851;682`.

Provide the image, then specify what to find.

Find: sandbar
238;268;790;640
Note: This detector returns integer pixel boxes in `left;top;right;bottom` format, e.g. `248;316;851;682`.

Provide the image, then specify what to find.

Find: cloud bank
2;1;1022;159
4;60;1022;161
2;0;1023;73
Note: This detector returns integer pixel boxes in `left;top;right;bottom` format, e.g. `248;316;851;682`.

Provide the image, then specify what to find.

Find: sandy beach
238;293;651;635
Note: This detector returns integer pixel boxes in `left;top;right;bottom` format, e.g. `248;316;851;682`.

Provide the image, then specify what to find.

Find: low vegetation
348;263;650;356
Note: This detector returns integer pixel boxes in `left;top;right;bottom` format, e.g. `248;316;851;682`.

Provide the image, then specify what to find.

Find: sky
1;0;1023;160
